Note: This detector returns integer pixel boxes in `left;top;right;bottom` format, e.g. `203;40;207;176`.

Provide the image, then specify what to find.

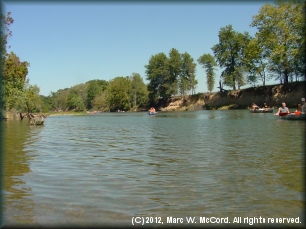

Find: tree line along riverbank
1;1;305;118
2;81;305;120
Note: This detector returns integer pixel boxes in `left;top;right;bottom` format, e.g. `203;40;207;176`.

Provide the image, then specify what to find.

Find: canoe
250;108;273;113
279;113;306;120
148;112;157;115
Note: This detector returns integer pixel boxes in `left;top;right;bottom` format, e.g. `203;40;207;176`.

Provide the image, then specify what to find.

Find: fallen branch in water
28;113;46;125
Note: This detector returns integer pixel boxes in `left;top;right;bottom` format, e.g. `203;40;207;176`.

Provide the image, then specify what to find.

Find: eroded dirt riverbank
156;81;306;111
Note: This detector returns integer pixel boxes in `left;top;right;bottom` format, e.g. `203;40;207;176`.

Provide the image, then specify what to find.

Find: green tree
40;95;53;112
129;73;148;111
91;92;108;111
4;52;29;89
105;77;130;111
179;52;197;96
1;12;14;56
86;79;108;110
67;89;85;111
86;79;109;90
243;37;270;86
145;49;198;101
1;12;41;116
50;88;69;111
212;25;251;90
22;81;42;114
250;1;304;83
168;48;181;96
71;83;88;109
197;53;217;92
1;12;14;117
3;52;30;112
6;79;42;114
145;52;170;101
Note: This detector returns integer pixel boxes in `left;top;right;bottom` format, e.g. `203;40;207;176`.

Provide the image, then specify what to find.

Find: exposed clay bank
157;81;306;111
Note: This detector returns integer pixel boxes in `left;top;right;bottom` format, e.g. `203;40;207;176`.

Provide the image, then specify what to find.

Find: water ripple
3;111;304;226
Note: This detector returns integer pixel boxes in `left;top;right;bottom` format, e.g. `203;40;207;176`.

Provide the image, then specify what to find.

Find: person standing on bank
274;102;290;116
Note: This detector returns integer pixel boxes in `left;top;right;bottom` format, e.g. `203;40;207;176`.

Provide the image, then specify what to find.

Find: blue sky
2;1;274;96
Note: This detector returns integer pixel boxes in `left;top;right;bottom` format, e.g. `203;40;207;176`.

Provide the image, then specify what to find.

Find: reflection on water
3;120;40;224
3;111;305;226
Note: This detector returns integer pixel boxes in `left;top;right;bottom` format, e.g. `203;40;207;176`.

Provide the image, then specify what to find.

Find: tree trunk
263;72;266;86
26;102;30;115
134;90;137;110
284;69;289;84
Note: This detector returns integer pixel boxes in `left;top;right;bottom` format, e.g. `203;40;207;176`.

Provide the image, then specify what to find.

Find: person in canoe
148;107;156;113
262;103;269;110
295;104;302;112
274;102;290;116
301;98;305;113
251;103;259;110
294;104;302;115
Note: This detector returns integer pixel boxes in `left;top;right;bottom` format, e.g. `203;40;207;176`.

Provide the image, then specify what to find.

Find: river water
2;110;305;227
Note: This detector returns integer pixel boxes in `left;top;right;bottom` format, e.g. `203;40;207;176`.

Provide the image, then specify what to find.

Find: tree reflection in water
4;120;39;225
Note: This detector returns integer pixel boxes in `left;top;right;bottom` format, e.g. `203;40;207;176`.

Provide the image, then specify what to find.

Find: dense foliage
212;25;251;90
208;0;305;90
250;0;305;84
47;74;148;112
1;12;41;116
145;48;197;102
197;54;217;92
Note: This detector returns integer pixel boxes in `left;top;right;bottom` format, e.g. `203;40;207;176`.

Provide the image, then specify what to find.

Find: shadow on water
4;120;42;225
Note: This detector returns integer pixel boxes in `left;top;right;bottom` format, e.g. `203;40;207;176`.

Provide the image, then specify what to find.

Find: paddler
274;102;290;116
295;104;302;112
262;103;269;110
252;103;259;110
301;98;305;113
